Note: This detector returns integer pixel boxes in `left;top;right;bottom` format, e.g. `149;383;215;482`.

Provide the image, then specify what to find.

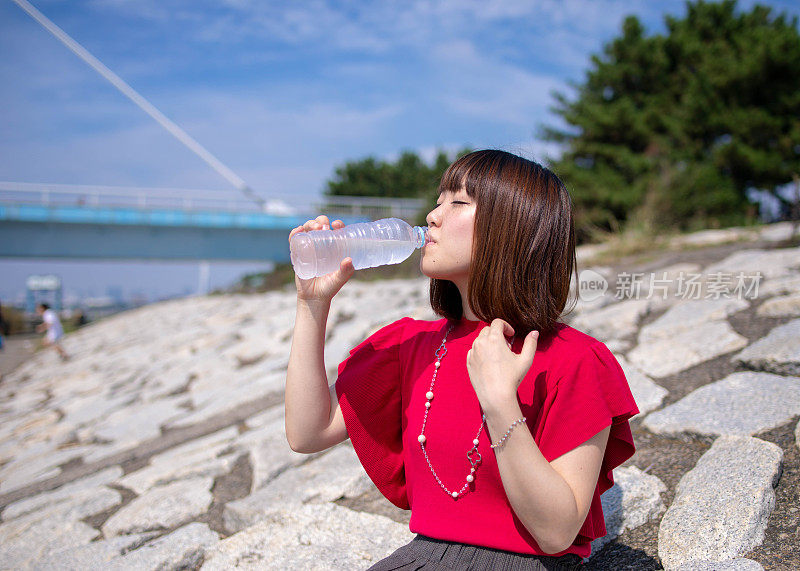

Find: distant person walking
35;303;69;361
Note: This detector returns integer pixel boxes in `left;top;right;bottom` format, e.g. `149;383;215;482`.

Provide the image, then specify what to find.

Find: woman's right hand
289;215;355;303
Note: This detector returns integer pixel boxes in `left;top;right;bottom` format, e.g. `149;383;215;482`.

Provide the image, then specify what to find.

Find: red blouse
335;317;639;558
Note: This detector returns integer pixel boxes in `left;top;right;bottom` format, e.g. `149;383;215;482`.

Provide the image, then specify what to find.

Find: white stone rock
0;467;61;495
3;467;123;521
59;391;133;429
88;397;188;451
147;426;239;465
138;366;198;402
116;427;239;494
756;293;800;317
628;320;748;378
629;263;705;309
324;317;380;377
222;337;270;368
570;298;651;343
242;405;283;431
637;298;749;344
0;442;92;493
0;514;100;569
732;318;800;376
29;532;158;570
757;273;800;297
236;407;308;491
49;370;110;401
575;242;609;265
6;409;60;440
102;477;214;536
109;522;219;570
165;372;283;430
568;293;616;318
758;221;800;242
614;355;668;416
203;503;413;571
675;227;756;248
605;338;632;353
223;445;372;533
590;466;667;555
0;388;50;417
643;371;800;437
628;298;753;380
658;436;782;570
676;559;765;570
703;247;800;281
7;264;798;569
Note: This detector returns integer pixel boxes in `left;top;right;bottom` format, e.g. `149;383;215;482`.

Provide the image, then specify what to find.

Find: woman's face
420;187;476;287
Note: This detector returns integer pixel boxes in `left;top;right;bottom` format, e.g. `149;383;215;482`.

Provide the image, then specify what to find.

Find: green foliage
326;149;469;199
543;0;800;240
325;148;472;223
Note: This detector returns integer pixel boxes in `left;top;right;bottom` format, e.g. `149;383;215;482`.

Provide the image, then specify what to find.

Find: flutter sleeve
535;341;640;542
335;317;411;509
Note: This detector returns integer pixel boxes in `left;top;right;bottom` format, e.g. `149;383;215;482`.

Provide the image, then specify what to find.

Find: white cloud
431;39;563;126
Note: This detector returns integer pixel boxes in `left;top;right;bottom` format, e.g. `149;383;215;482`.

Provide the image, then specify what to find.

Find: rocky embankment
0;222;799;570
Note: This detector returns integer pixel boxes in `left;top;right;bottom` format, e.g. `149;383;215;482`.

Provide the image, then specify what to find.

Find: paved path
0;334;38;378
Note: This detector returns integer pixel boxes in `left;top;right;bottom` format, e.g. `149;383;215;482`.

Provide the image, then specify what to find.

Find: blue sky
1;0;798;305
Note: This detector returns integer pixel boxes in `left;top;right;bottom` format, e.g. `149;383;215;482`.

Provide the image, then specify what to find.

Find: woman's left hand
466;319;539;412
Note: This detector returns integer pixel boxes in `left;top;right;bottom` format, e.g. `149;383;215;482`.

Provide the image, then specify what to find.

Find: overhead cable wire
11;0;265;209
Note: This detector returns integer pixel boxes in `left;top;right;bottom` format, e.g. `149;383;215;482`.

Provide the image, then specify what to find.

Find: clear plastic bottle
290;217;428;279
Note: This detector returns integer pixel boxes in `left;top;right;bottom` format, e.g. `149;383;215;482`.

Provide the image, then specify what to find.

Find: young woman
286;150;638;569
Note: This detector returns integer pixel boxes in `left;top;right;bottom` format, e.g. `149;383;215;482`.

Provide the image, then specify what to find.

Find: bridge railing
0;182;258;212
312;195;427;221
0;182;428;221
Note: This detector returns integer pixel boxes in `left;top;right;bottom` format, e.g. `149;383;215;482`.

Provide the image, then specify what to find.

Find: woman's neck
455;280;478;321
462;305;478;322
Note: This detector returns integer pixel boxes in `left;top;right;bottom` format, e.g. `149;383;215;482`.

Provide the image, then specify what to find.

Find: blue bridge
0;183;425;262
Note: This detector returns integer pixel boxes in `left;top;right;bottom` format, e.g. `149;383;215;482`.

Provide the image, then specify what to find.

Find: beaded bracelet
490;417;527;449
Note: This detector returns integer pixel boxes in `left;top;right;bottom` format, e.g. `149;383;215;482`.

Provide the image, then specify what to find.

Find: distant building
26;274;62;314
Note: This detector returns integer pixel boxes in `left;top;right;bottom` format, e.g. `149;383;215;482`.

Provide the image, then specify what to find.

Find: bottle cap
413;226;429;249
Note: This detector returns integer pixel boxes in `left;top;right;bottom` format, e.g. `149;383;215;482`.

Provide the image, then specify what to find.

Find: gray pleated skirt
367;535;584;570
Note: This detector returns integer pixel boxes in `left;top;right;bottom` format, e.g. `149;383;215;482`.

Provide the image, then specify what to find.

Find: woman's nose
426;205;440;227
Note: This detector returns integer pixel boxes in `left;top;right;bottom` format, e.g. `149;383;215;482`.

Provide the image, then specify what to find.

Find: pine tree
543;0;800;240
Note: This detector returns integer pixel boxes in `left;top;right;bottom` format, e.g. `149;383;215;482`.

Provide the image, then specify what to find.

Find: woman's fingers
520;330;539;365
339;257;355;279
288;225;304;240
489;318;515;338
290;216;339;241
315;215;331;230
320;257;355;299
488;319;515;347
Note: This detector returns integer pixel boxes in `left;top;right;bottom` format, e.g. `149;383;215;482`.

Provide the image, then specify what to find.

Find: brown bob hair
429;150;578;336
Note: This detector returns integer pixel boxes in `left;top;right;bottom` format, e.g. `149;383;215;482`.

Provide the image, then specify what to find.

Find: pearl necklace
417;324;486;500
